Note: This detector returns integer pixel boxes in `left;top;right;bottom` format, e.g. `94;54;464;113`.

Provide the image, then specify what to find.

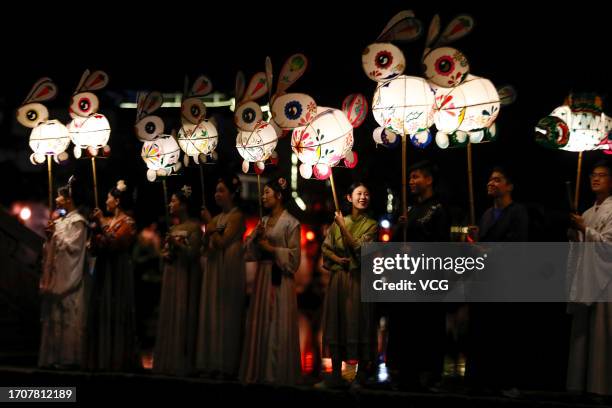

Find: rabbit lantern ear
377;10;423;42
75;69;109;93
136;91;163;121
242;72;268;102
23;78;57;104
276;54;307;94
235;71;246;102
191;75;213;97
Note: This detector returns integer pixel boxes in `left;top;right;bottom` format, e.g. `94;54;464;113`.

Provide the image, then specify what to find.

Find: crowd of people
36;158;612;398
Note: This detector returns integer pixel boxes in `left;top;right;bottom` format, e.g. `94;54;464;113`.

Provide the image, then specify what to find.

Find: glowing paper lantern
177;75;218;166
431;75;501;148
362;11;435;148
291;94;367;180
68;70;111;158
234;70;278;173
135;92;182;181
536;94;610;152
17;78;70;164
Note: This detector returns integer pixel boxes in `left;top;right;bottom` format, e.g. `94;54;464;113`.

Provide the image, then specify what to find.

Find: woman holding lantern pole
318;182;378;389
197;175;246;379
239;177;301;386
86;180;138;371
153;186;202;376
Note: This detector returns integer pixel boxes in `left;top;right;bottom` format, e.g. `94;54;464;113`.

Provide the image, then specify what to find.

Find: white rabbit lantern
290;94;368;180
177;75;219;166
362;11;435;149
135;92;182;182
235;68;278;174
17;78;70;165
421;15;505;149
536;94;611;152
67;70;111;158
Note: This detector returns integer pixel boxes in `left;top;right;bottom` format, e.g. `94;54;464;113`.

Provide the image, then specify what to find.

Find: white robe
38;210;88;367
567;196;612;395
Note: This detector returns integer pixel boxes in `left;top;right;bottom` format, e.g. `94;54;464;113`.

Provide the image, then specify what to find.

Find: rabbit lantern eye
375;51;392;69
135;116;164;141
285;101;302;120
235;101;262;132
181;98;206;124
423;46;470;88
17;103;48;128
362;43;405;81
242;107;256;123
79;97;91;112
271;93;316;129
27;110;38;121
70;92;99;117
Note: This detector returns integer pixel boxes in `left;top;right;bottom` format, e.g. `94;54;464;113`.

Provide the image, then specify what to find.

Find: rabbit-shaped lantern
177;75;219;166
422;15;504;149
362;11;435;148
17;78;70;165
135;92;182;182
235;67;278;174
67;70;111;158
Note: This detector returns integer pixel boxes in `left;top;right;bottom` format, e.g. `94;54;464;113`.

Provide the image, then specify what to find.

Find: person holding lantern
567;159;612;397
86;180;138;371
197;174;246;379
239;176;301;386
318;182;378;389
387;160;450;391
39;176;88;369
153;186;202;376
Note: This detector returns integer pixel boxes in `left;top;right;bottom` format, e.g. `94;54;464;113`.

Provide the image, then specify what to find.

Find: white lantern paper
16;78;70;164
135;92;182;181
291;93;367;180
68;70;111;158
141;136;182;181
29;120;71;164
536;95;610;152
178;75;219;165
237;120;278;173
234;70;278;173
431;75;500;148
178;120;218;164
372;75;435;144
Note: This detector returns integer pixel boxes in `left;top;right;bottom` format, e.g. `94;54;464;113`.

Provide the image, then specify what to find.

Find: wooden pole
257;174;263;219
162;178;170;228
199;164;206;209
47;155;53;210
91;157;99;208
329;168;340;213
402;134;407;241
575;151;583;212
467;142;476;226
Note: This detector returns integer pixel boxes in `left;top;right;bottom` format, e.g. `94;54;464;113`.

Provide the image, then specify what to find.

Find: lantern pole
199;164;206;209
91;157;99;209
329;168;340;213
467;142;476;226
257;174;263;219
574;151;583;212
162;178;170;228
401;134;408;241
47;155;53;211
